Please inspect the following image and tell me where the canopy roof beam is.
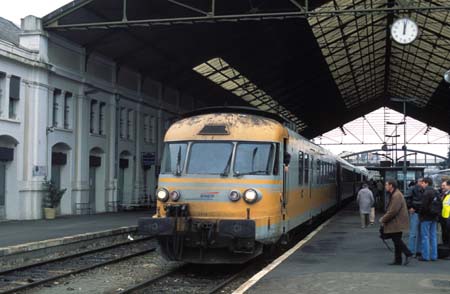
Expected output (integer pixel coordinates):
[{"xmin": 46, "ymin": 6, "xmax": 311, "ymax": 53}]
[{"xmin": 44, "ymin": 4, "xmax": 450, "ymax": 30}]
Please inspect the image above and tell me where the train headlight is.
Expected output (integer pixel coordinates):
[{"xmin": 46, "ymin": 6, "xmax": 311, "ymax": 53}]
[
  {"xmin": 170, "ymin": 190, "xmax": 181, "ymax": 201},
  {"xmin": 228, "ymin": 190, "xmax": 241, "ymax": 202},
  {"xmin": 156, "ymin": 188, "xmax": 169, "ymax": 202},
  {"xmin": 243, "ymin": 189, "xmax": 259, "ymax": 203}
]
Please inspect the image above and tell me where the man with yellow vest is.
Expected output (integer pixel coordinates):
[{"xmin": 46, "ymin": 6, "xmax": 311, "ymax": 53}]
[{"xmin": 441, "ymin": 180, "xmax": 450, "ymax": 247}]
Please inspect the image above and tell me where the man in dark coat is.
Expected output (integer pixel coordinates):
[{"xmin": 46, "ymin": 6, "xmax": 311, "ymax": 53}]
[
  {"xmin": 380, "ymin": 179, "xmax": 412, "ymax": 265},
  {"xmin": 418, "ymin": 177, "xmax": 438, "ymax": 261}
]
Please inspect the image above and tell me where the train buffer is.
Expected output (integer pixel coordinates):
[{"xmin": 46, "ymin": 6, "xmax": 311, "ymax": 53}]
[{"xmin": 236, "ymin": 204, "xmax": 450, "ymax": 294}]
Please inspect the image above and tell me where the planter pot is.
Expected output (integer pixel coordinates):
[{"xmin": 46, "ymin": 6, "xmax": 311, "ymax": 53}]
[{"xmin": 44, "ymin": 207, "xmax": 56, "ymax": 220}]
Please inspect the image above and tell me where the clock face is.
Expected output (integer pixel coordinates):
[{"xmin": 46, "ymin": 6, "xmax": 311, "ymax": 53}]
[
  {"xmin": 391, "ymin": 18, "xmax": 419, "ymax": 45},
  {"xmin": 445, "ymin": 70, "xmax": 450, "ymax": 84}
]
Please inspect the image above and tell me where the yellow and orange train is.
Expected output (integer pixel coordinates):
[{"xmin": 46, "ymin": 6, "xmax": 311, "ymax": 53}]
[{"xmin": 139, "ymin": 108, "xmax": 367, "ymax": 263}]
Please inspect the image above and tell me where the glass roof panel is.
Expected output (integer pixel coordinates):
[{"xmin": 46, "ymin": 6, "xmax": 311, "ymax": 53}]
[
  {"xmin": 193, "ymin": 57, "xmax": 307, "ymax": 131},
  {"xmin": 309, "ymin": 0, "xmax": 450, "ymax": 110}
]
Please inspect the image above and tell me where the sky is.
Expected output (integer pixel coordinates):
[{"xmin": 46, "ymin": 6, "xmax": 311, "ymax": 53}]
[
  {"xmin": 312, "ymin": 107, "xmax": 449, "ymax": 157},
  {"xmin": 0, "ymin": 0, "xmax": 72, "ymax": 25}
]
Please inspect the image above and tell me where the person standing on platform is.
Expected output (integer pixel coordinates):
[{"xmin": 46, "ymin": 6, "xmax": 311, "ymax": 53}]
[
  {"xmin": 380, "ymin": 179, "xmax": 412, "ymax": 266},
  {"xmin": 441, "ymin": 180, "xmax": 450, "ymax": 247},
  {"xmin": 376, "ymin": 180, "xmax": 384, "ymax": 208},
  {"xmin": 357, "ymin": 184, "xmax": 374, "ymax": 228},
  {"xmin": 369, "ymin": 181, "xmax": 378, "ymax": 225},
  {"xmin": 370, "ymin": 195, "xmax": 376, "ymax": 226},
  {"xmin": 418, "ymin": 177, "xmax": 439, "ymax": 261},
  {"xmin": 406, "ymin": 178, "xmax": 424, "ymax": 257}
]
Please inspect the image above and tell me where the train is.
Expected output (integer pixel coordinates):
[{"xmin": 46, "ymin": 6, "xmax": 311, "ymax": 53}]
[
  {"xmin": 138, "ymin": 107, "xmax": 368, "ymax": 263},
  {"xmin": 428, "ymin": 169, "xmax": 450, "ymax": 189}
]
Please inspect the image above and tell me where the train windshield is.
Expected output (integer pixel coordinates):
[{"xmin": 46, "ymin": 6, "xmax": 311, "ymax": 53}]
[
  {"xmin": 187, "ymin": 142, "xmax": 233, "ymax": 175},
  {"xmin": 161, "ymin": 143, "xmax": 188, "ymax": 175},
  {"xmin": 234, "ymin": 143, "xmax": 274, "ymax": 176}
]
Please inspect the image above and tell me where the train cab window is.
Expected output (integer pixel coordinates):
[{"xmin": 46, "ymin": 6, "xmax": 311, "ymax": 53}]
[
  {"xmin": 304, "ymin": 154, "xmax": 310, "ymax": 184},
  {"xmin": 234, "ymin": 142, "xmax": 274, "ymax": 176},
  {"xmin": 161, "ymin": 143, "xmax": 188, "ymax": 174},
  {"xmin": 298, "ymin": 151, "xmax": 304, "ymax": 185},
  {"xmin": 187, "ymin": 142, "xmax": 233, "ymax": 175}
]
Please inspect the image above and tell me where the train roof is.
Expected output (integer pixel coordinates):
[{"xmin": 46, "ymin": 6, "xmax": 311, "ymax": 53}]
[
  {"xmin": 184, "ymin": 106, "xmax": 294, "ymax": 127},
  {"xmin": 166, "ymin": 112, "xmax": 288, "ymax": 142},
  {"xmin": 180, "ymin": 108, "xmax": 365, "ymax": 174}
]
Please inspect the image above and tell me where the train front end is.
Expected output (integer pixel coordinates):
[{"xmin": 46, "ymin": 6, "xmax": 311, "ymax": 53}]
[{"xmin": 138, "ymin": 113, "xmax": 286, "ymax": 263}]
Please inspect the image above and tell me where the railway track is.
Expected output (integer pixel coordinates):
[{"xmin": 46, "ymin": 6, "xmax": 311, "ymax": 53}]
[
  {"xmin": 118, "ymin": 260, "xmax": 264, "ymax": 294},
  {"xmin": 0, "ymin": 237, "xmax": 156, "ymax": 294},
  {"xmin": 118, "ymin": 206, "xmax": 336, "ymax": 294}
]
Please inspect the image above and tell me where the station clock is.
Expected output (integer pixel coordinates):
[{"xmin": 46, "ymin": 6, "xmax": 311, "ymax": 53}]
[
  {"xmin": 390, "ymin": 18, "xmax": 419, "ymax": 45},
  {"xmin": 444, "ymin": 69, "xmax": 450, "ymax": 84}
]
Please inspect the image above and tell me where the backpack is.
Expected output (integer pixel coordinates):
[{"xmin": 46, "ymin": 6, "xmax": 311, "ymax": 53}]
[{"xmin": 430, "ymin": 191, "xmax": 443, "ymax": 217}]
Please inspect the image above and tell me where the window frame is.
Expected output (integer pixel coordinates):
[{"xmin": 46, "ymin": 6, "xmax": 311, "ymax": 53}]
[
  {"xmin": 233, "ymin": 141, "xmax": 276, "ymax": 176},
  {"xmin": 187, "ymin": 141, "xmax": 235, "ymax": 175},
  {"xmin": 161, "ymin": 141, "xmax": 189, "ymax": 175},
  {"xmin": 304, "ymin": 153, "xmax": 310, "ymax": 184}
]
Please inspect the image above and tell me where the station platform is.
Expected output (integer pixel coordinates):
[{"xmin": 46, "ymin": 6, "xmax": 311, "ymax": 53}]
[
  {"xmin": 241, "ymin": 204, "xmax": 450, "ymax": 294},
  {"xmin": 0, "ymin": 210, "xmax": 152, "ymax": 256}
]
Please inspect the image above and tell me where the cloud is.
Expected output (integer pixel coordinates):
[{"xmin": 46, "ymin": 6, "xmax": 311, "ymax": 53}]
[{"xmin": 0, "ymin": 0, "xmax": 72, "ymax": 25}]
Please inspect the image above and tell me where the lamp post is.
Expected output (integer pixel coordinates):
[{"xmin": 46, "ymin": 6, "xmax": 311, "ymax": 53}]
[{"xmin": 391, "ymin": 97, "xmax": 416, "ymax": 193}]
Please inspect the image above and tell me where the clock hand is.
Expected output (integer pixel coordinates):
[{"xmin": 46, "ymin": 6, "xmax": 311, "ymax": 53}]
[{"xmin": 403, "ymin": 20, "xmax": 407, "ymax": 35}]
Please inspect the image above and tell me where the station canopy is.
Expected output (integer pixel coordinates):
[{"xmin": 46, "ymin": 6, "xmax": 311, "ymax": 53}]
[{"xmin": 43, "ymin": 0, "xmax": 450, "ymax": 138}]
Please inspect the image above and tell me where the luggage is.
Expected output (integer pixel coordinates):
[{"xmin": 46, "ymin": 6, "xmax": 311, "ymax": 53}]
[
  {"xmin": 438, "ymin": 244, "xmax": 450, "ymax": 259},
  {"xmin": 430, "ymin": 192, "xmax": 443, "ymax": 217}
]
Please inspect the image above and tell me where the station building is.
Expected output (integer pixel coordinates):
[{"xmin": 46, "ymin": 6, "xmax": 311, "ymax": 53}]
[{"xmin": 0, "ymin": 16, "xmax": 198, "ymax": 220}]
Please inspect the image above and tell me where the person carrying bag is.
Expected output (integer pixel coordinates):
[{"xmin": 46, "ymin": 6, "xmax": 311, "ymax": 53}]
[{"xmin": 379, "ymin": 179, "xmax": 412, "ymax": 266}]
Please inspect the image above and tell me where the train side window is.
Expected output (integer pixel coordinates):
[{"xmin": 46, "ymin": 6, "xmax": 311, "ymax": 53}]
[
  {"xmin": 328, "ymin": 163, "xmax": 332, "ymax": 183},
  {"xmin": 298, "ymin": 151, "xmax": 304, "ymax": 185},
  {"xmin": 317, "ymin": 159, "xmax": 321, "ymax": 185},
  {"xmin": 304, "ymin": 154, "xmax": 309, "ymax": 184},
  {"xmin": 328, "ymin": 163, "xmax": 331, "ymax": 183}
]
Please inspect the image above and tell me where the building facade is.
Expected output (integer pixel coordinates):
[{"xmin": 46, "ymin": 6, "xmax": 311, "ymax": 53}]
[{"xmin": 0, "ymin": 16, "xmax": 195, "ymax": 220}]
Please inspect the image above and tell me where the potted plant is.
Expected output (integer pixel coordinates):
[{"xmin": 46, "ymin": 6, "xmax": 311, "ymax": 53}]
[{"xmin": 42, "ymin": 179, "xmax": 67, "ymax": 219}]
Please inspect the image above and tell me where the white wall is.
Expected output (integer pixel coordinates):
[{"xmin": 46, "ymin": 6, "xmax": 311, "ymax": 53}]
[{"xmin": 0, "ymin": 16, "xmax": 189, "ymax": 220}]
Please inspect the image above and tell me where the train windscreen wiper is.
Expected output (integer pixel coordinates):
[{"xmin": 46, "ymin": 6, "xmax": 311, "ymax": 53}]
[
  {"xmin": 220, "ymin": 152, "xmax": 233, "ymax": 177},
  {"xmin": 234, "ymin": 170, "xmax": 268, "ymax": 177},
  {"xmin": 174, "ymin": 146, "xmax": 182, "ymax": 176}
]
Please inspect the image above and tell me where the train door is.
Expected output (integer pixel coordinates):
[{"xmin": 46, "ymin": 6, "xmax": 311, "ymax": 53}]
[
  {"xmin": 282, "ymin": 139, "xmax": 290, "ymax": 213},
  {"xmin": 281, "ymin": 138, "xmax": 291, "ymax": 243},
  {"xmin": 299, "ymin": 151, "xmax": 305, "ymax": 202}
]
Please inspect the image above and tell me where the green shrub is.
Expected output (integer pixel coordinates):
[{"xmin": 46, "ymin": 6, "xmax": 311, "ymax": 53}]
[{"xmin": 42, "ymin": 180, "xmax": 67, "ymax": 208}]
